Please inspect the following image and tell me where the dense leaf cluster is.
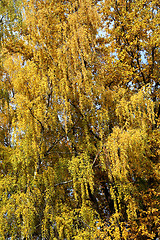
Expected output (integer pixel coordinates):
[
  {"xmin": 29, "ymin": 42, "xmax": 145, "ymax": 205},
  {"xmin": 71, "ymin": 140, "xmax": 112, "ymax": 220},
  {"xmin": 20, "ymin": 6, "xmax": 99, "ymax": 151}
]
[{"xmin": 0, "ymin": 0, "xmax": 160, "ymax": 239}]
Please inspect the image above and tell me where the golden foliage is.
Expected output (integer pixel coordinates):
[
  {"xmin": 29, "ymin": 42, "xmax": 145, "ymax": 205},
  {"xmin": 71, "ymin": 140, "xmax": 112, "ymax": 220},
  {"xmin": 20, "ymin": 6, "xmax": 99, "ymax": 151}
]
[{"xmin": 0, "ymin": 0, "xmax": 159, "ymax": 239}]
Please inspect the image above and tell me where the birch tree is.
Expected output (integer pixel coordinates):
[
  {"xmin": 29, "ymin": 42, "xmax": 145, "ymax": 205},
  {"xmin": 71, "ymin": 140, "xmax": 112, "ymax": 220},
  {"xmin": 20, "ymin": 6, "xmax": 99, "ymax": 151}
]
[{"xmin": 0, "ymin": 0, "xmax": 159, "ymax": 239}]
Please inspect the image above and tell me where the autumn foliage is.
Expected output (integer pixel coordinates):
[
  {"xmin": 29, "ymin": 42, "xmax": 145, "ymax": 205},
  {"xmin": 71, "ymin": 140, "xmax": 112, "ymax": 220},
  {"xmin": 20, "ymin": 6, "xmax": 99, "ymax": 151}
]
[{"xmin": 0, "ymin": 0, "xmax": 160, "ymax": 239}]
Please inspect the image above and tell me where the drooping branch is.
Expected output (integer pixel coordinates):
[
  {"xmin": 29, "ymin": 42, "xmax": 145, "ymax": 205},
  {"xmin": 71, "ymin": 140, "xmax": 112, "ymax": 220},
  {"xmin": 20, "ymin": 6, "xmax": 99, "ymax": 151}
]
[{"xmin": 29, "ymin": 107, "xmax": 45, "ymax": 133}]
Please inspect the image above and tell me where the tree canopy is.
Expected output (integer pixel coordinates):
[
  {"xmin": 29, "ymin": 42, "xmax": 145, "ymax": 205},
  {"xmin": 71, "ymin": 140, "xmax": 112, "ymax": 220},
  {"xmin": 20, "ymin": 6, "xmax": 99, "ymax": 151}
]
[{"xmin": 0, "ymin": 0, "xmax": 160, "ymax": 239}]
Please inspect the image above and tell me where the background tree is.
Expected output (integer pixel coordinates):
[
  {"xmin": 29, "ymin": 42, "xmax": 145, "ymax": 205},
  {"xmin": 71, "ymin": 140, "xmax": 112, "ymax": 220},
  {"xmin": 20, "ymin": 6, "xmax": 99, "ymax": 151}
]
[
  {"xmin": 0, "ymin": 0, "xmax": 22, "ymax": 238},
  {"xmin": 0, "ymin": 0, "xmax": 159, "ymax": 239}
]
